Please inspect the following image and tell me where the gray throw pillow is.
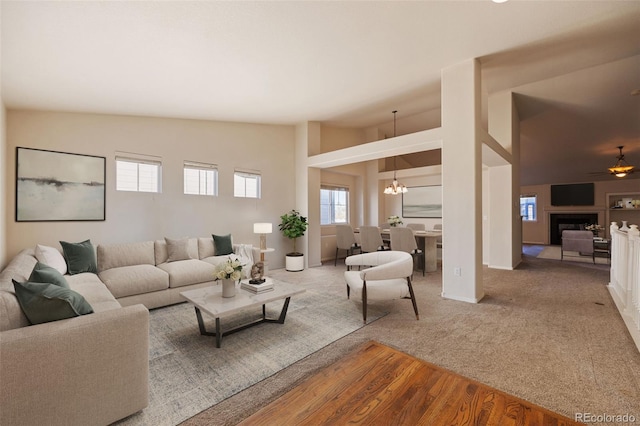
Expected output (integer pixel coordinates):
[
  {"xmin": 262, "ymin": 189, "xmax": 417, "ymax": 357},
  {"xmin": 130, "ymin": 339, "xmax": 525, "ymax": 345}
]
[
  {"xmin": 213, "ymin": 234, "xmax": 233, "ymax": 256},
  {"xmin": 165, "ymin": 237, "xmax": 192, "ymax": 262},
  {"xmin": 29, "ymin": 261, "xmax": 70, "ymax": 289},
  {"xmin": 60, "ymin": 239, "xmax": 98, "ymax": 275},
  {"xmin": 12, "ymin": 279, "xmax": 94, "ymax": 325}
]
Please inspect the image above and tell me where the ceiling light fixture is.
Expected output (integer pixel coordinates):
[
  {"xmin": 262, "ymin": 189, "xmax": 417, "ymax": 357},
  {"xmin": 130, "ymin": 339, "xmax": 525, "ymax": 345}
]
[
  {"xmin": 608, "ymin": 146, "xmax": 635, "ymax": 178},
  {"xmin": 383, "ymin": 111, "xmax": 408, "ymax": 195}
]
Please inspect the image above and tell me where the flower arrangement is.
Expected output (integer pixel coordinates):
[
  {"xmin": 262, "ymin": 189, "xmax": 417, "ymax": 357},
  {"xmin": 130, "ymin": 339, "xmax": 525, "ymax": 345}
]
[
  {"xmin": 214, "ymin": 258, "xmax": 244, "ymax": 282},
  {"xmin": 388, "ymin": 215, "xmax": 403, "ymax": 227}
]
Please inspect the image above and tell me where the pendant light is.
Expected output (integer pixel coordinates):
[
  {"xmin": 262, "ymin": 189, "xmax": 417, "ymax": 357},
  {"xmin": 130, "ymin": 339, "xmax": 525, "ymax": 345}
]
[
  {"xmin": 383, "ymin": 111, "xmax": 408, "ymax": 195},
  {"xmin": 608, "ymin": 146, "xmax": 634, "ymax": 178}
]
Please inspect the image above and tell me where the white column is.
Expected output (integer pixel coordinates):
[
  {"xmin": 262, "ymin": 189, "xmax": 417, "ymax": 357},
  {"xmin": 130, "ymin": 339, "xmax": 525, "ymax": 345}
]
[
  {"xmin": 441, "ymin": 59, "xmax": 484, "ymax": 303},
  {"xmin": 295, "ymin": 122, "xmax": 321, "ymax": 269},
  {"xmin": 487, "ymin": 91, "xmax": 521, "ymax": 269}
]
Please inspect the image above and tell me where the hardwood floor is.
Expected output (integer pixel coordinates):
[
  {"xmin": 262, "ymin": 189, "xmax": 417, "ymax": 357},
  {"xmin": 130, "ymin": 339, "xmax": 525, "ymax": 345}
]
[{"xmin": 238, "ymin": 341, "xmax": 584, "ymax": 426}]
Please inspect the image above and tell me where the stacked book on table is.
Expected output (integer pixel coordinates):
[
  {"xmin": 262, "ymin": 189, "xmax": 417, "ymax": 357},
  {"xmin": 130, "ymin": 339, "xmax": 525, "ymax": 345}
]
[{"xmin": 241, "ymin": 278, "xmax": 274, "ymax": 294}]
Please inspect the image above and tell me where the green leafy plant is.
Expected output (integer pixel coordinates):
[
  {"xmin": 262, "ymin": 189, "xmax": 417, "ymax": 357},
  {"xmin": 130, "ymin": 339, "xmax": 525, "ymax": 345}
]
[{"xmin": 279, "ymin": 209, "xmax": 308, "ymax": 255}]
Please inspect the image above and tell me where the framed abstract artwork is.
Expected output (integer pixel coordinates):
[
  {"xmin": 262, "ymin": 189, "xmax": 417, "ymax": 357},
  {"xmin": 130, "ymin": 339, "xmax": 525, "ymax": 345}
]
[
  {"xmin": 15, "ymin": 147, "xmax": 106, "ymax": 221},
  {"xmin": 402, "ymin": 185, "xmax": 442, "ymax": 218}
]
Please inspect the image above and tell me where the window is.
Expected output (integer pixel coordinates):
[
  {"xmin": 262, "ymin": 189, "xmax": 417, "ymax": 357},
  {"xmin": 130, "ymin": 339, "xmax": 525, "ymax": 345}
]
[
  {"xmin": 234, "ymin": 171, "xmax": 261, "ymax": 198},
  {"xmin": 520, "ymin": 195, "xmax": 537, "ymax": 221},
  {"xmin": 321, "ymin": 186, "xmax": 349, "ymax": 225},
  {"xmin": 184, "ymin": 161, "xmax": 218, "ymax": 196},
  {"xmin": 116, "ymin": 156, "xmax": 161, "ymax": 193}
]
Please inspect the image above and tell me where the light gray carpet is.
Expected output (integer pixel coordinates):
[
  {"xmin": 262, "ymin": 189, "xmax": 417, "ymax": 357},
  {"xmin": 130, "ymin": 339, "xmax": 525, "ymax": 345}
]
[
  {"xmin": 182, "ymin": 255, "xmax": 640, "ymax": 426},
  {"xmin": 114, "ymin": 276, "xmax": 386, "ymax": 426}
]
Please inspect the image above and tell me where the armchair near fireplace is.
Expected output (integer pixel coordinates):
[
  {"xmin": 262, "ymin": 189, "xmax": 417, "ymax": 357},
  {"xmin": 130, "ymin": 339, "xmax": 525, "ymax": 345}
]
[{"xmin": 561, "ymin": 230, "xmax": 595, "ymax": 263}]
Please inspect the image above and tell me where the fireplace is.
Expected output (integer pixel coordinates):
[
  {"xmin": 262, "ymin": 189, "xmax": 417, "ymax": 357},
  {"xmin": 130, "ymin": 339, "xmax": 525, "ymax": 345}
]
[{"xmin": 549, "ymin": 213, "xmax": 598, "ymax": 245}]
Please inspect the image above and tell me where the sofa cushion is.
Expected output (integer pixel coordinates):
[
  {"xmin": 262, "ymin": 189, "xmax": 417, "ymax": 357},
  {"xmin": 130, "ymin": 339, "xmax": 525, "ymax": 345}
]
[
  {"xmin": 155, "ymin": 238, "xmax": 198, "ymax": 265},
  {"xmin": 0, "ymin": 291, "xmax": 30, "ymax": 331},
  {"xmin": 60, "ymin": 239, "xmax": 98, "ymax": 275},
  {"xmin": 66, "ymin": 273, "xmax": 121, "ymax": 312},
  {"xmin": 29, "ymin": 262, "xmax": 70, "ymax": 289},
  {"xmin": 97, "ymin": 241, "xmax": 155, "ymax": 272},
  {"xmin": 12, "ymin": 279, "xmax": 94, "ymax": 325},
  {"xmin": 0, "ymin": 249, "xmax": 38, "ymax": 331},
  {"xmin": 165, "ymin": 237, "xmax": 192, "ymax": 262},
  {"xmin": 213, "ymin": 234, "xmax": 233, "ymax": 256},
  {"xmin": 156, "ymin": 259, "xmax": 216, "ymax": 288},
  {"xmin": 35, "ymin": 244, "xmax": 67, "ymax": 275},
  {"xmin": 99, "ymin": 264, "xmax": 169, "ymax": 298}
]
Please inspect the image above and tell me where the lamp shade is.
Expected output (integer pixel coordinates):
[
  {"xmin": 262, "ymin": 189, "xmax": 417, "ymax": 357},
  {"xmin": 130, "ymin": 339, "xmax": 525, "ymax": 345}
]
[{"xmin": 253, "ymin": 223, "xmax": 273, "ymax": 234}]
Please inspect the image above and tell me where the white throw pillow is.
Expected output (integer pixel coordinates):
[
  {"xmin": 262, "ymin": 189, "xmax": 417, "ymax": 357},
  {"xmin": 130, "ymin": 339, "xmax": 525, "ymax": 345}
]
[{"xmin": 35, "ymin": 244, "xmax": 68, "ymax": 275}]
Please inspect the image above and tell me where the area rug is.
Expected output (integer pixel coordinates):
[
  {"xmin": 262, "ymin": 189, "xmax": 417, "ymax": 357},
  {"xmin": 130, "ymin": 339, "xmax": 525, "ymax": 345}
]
[
  {"xmin": 536, "ymin": 245, "xmax": 609, "ymax": 266},
  {"xmin": 114, "ymin": 287, "xmax": 385, "ymax": 426}
]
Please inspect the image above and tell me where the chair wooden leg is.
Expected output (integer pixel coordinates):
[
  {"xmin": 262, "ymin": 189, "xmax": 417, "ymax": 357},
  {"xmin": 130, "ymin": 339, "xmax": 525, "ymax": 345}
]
[
  {"xmin": 346, "ymin": 284, "xmax": 350, "ymax": 299},
  {"xmin": 407, "ymin": 277, "xmax": 419, "ymax": 320}
]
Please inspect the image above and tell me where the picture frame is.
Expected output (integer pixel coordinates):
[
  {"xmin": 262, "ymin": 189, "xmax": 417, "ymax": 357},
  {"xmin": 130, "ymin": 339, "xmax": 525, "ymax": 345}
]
[
  {"xmin": 16, "ymin": 147, "xmax": 106, "ymax": 222},
  {"xmin": 402, "ymin": 185, "xmax": 442, "ymax": 218}
]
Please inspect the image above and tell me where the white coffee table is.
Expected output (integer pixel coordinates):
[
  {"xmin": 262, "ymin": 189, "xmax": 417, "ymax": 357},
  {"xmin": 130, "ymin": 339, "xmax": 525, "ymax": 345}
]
[{"xmin": 180, "ymin": 279, "xmax": 305, "ymax": 348}]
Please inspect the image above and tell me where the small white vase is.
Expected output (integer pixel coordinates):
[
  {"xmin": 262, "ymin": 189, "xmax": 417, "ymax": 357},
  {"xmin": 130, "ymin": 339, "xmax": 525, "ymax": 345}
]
[
  {"xmin": 620, "ymin": 221, "xmax": 630, "ymax": 232},
  {"xmin": 221, "ymin": 279, "xmax": 236, "ymax": 298}
]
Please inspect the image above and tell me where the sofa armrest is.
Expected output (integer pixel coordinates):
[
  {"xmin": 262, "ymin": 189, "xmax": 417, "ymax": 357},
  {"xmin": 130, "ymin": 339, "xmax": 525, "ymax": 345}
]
[{"xmin": 0, "ymin": 304, "xmax": 149, "ymax": 426}]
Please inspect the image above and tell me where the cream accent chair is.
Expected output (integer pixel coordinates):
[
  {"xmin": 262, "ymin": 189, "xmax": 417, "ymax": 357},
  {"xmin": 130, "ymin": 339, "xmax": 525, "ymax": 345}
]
[
  {"xmin": 561, "ymin": 230, "xmax": 595, "ymax": 263},
  {"xmin": 344, "ymin": 251, "xmax": 419, "ymax": 323},
  {"xmin": 359, "ymin": 226, "xmax": 390, "ymax": 253},
  {"xmin": 335, "ymin": 224, "xmax": 361, "ymax": 266},
  {"xmin": 390, "ymin": 227, "xmax": 425, "ymax": 276},
  {"xmin": 406, "ymin": 223, "xmax": 426, "ymax": 231}
]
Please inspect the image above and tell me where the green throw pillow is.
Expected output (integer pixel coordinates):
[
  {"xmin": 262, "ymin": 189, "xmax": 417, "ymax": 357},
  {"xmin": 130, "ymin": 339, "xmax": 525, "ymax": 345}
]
[
  {"xmin": 212, "ymin": 234, "xmax": 233, "ymax": 256},
  {"xmin": 12, "ymin": 279, "xmax": 94, "ymax": 325},
  {"xmin": 29, "ymin": 261, "xmax": 70, "ymax": 289},
  {"xmin": 60, "ymin": 239, "xmax": 98, "ymax": 275}
]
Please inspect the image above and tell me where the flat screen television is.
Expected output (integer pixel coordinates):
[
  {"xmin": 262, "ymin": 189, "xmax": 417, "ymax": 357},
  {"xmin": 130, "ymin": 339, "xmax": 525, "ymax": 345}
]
[{"xmin": 550, "ymin": 183, "xmax": 594, "ymax": 206}]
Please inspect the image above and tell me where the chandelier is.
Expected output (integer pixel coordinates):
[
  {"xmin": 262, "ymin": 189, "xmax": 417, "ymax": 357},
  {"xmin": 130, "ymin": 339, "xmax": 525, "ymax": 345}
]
[
  {"xmin": 608, "ymin": 146, "xmax": 634, "ymax": 178},
  {"xmin": 383, "ymin": 111, "xmax": 408, "ymax": 195}
]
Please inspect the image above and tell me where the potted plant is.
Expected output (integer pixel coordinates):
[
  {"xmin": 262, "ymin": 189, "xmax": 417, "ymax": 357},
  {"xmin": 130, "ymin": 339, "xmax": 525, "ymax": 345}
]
[{"xmin": 279, "ymin": 209, "xmax": 308, "ymax": 271}]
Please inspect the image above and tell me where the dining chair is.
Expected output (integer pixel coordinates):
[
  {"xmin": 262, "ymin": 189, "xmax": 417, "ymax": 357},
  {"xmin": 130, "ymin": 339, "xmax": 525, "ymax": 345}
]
[
  {"xmin": 344, "ymin": 251, "xmax": 419, "ymax": 323},
  {"xmin": 390, "ymin": 227, "xmax": 425, "ymax": 276},
  {"xmin": 359, "ymin": 226, "xmax": 390, "ymax": 253},
  {"xmin": 406, "ymin": 223, "xmax": 425, "ymax": 231},
  {"xmin": 335, "ymin": 224, "xmax": 361, "ymax": 266}
]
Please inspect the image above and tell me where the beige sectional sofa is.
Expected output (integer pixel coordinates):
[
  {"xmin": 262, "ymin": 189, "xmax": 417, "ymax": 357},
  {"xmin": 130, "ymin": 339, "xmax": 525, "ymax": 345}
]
[{"xmin": 0, "ymin": 236, "xmax": 259, "ymax": 426}]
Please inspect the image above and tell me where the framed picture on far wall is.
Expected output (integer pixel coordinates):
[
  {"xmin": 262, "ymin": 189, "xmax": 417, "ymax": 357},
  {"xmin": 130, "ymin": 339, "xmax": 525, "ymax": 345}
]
[
  {"xmin": 15, "ymin": 147, "xmax": 106, "ymax": 221},
  {"xmin": 402, "ymin": 185, "xmax": 442, "ymax": 218}
]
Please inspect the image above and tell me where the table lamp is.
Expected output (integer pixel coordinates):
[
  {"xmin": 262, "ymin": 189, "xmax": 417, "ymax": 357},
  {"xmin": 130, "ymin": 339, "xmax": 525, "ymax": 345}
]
[{"xmin": 253, "ymin": 222, "xmax": 272, "ymax": 253}]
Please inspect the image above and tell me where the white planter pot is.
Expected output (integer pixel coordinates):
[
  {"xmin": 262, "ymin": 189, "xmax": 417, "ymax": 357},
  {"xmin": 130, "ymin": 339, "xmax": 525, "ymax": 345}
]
[{"xmin": 286, "ymin": 254, "xmax": 304, "ymax": 272}]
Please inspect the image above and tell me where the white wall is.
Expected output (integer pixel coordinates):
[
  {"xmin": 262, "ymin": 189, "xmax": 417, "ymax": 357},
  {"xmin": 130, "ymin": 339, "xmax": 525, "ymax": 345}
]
[
  {"xmin": 0, "ymin": 104, "xmax": 6, "ymax": 268},
  {"xmin": 381, "ymin": 170, "xmax": 442, "ymax": 230},
  {"xmin": 5, "ymin": 110, "xmax": 296, "ymax": 268}
]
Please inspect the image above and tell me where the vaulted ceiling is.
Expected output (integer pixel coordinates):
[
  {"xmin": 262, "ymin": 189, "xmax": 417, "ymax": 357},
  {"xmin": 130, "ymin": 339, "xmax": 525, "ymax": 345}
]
[{"xmin": 2, "ymin": 1, "xmax": 639, "ymax": 186}]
